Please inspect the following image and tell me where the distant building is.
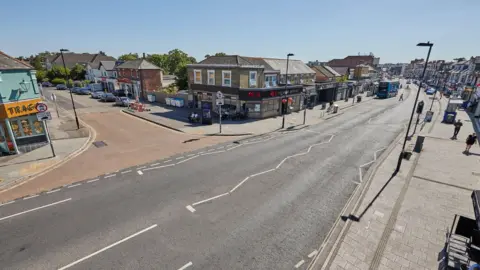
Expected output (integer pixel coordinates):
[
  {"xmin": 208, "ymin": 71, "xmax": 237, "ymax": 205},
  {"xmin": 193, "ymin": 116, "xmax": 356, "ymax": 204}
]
[
  {"xmin": 45, "ymin": 52, "xmax": 116, "ymax": 70},
  {"xmin": 116, "ymin": 59, "xmax": 163, "ymax": 99},
  {"xmin": 327, "ymin": 55, "xmax": 377, "ymax": 69}
]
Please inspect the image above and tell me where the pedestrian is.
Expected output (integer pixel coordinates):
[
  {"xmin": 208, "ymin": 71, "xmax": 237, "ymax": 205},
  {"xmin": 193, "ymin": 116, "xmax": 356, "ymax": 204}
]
[
  {"xmin": 399, "ymin": 93, "xmax": 404, "ymax": 101},
  {"xmin": 465, "ymin": 133, "xmax": 477, "ymax": 154},
  {"xmin": 452, "ymin": 119, "xmax": 463, "ymax": 140}
]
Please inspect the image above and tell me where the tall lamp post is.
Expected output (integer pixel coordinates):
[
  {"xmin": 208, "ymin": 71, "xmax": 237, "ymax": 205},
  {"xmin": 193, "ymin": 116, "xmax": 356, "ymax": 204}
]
[
  {"xmin": 60, "ymin": 49, "xmax": 80, "ymax": 129},
  {"xmin": 396, "ymin": 42, "xmax": 433, "ymax": 173},
  {"xmin": 281, "ymin": 53, "xmax": 294, "ymax": 128}
]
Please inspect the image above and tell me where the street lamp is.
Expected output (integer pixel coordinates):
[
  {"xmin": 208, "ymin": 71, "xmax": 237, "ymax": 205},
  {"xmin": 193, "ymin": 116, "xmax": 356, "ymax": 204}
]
[
  {"xmin": 282, "ymin": 53, "xmax": 294, "ymax": 129},
  {"xmin": 396, "ymin": 42, "xmax": 433, "ymax": 173},
  {"xmin": 60, "ymin": 49, "xmax": 80, "ymax": 129}
]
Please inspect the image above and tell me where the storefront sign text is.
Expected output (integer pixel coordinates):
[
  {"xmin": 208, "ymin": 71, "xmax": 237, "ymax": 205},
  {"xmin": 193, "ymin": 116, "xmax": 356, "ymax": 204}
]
[
  {"xmin": 0, "ymin": 98, "xmax": 41, "ymax": 119},
  {"xmin": 240, "ymin": 88, "xmax": 303, "ymax": 100}
]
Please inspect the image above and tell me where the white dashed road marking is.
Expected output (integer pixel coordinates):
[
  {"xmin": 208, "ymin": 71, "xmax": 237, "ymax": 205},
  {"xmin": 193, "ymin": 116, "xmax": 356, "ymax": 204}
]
[
  {"xmin": 68, "ymin": 183, "xmax": 82, "ymax": 188},
  {"xmin": 178, "ymin": 261, "xmax": 193, "ymax": 270},
  {"xmin": 294, "ymin": 260, "xmax": 305, "ymax": 268},
  {"xmin": 186, "ymin": 205, "xmax": 196, "ymax": 213},
  {"xmin": 23, "ymin": 195, "xmax": 39, "ymax": 200},
  {"xmin": 308, "ymin": 249, "xmax": 318, "ymax": 258},
  {"xmin": 121, "ymin": 170, "xmax": 132, "ymax": 174},
  {"xmin": 0, "ymin": 201, "xmax": 14, "ymax": 207},
  {"xmin": 104, "ymin": 174, "xmax": 116, "ymax": 178},
  {"xmin": 164, "ymin": 160, "xmax": 172, "ymax": 163},
  {"xmin": 137, "ymin": 170, "xmax": 143, "ymax": 175},
  {"xmin": 87, "ymin": 178, "xmax": 99, "ymax": 183},
  {"xmin": 176, "ymin": 156, "xmax": 185, "ymax": 160},
  {"xmin": 0, "ymin": 198, "xmax": 72, "ymax": 222}
]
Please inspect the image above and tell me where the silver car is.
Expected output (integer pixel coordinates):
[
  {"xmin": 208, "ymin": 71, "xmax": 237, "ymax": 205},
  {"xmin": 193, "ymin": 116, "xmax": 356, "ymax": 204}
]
[{"xmin": 100, "ymin": 92, "xmax": 116, "ymax": 102}]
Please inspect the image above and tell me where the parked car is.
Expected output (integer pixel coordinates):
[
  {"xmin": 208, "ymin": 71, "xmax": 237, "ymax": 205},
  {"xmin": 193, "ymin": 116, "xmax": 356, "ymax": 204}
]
[
  {"xmin": 77, "ymin": 88, "xmax": 91, "ymax": 95},
  {"xmin": 56, "ymin": 84, "xmax": 68, "ymax": 90},
  {"xmin": 115, "ymin": 97, "xmax": 132, "ymax": 107},
  {"xmin": 42, "ymin": 82, "xmax": 53, "ymax": 87},
  {"xmin": 91, "ymin": 90, "xmax": 104, "ymax": 99},
  {"xmin": 113, "ymin": 89, "xmax": 130, "ymax": 97},
  {"xmin": 426, "ymin": 88, "xmax": 436, "ymax": 95},
  {"xmin": 71, "ymin": 87, "xmax": 82, "ymax": 94},
  {"xmin": 100, "ymin": 92, "xmax": 116, "ymax": 102}
]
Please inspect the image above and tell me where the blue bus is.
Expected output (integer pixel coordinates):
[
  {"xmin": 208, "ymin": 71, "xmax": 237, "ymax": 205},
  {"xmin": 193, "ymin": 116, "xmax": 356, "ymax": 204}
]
[{"xmin": 376, "ymin": 81, "xmax": 400, "ymax": 99}]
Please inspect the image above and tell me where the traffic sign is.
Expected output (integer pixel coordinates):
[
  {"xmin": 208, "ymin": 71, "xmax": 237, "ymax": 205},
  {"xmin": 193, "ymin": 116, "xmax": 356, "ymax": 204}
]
[
  {"xmin": 216, "ymin": 91, "xmax": 224, "ymax": 99},
  {"xmin": 36, "ymin": 102, "xmax": 48, "ymax": 112},
  {"xmin": 216, "ymin": 99, "xmax": 224, "ymax": 106},
  {"xmin": 36, "ymin": 111, "xmax": 52, "ymax": 121}
]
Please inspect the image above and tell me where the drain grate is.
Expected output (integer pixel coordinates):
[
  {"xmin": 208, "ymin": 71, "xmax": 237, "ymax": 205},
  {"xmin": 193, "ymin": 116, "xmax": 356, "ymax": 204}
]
[{"xmin": 93, "ymin": 141, "xmax": 108, "ymax": 148}]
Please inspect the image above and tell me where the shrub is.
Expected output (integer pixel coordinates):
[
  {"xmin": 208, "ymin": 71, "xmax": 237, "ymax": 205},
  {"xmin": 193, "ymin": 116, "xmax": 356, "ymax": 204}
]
[{"xmin": 51, "ymin": 78, "xmax": 66, "ymax": 85}]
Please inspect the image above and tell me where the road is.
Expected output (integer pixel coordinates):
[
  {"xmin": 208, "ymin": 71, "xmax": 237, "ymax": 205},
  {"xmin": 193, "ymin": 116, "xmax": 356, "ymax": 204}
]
[{"xmin": 0, "ymin": 84, "xmax": 419, "ymax": 269}]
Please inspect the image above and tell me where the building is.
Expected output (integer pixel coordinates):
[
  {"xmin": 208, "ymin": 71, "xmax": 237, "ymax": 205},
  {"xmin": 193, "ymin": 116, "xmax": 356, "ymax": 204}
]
[
  {"xmin": 115, "ymin": 58, "xmax": 163, "ymax": 99},
  {"xmin": 46, "ymin": 52, "xmax": 115, "ymax": 70},
  {"xmin": 354, "ymin": 64, "xmax": 370, "ymax": 79},
  {"xmin": 187, "ymin": 55, "xmax": 315, "ymax": 119},
  {"xmin": 0, "ymin": 51, "xmax": 48, "ymax": 155},
  {"xmin": 86, "ymin": 60, "xmax": 120, "ymax": 91},
  {"xmin": 327, "ymin": 55, "xmax": 376, "ymax": 69}
]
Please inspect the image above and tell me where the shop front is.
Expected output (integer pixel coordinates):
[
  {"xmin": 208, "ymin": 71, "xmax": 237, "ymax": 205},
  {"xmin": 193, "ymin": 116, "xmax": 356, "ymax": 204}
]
[
  {"xmin": 118, "ymin": 78, "xmax": 140, "ymax": 99},
  {"xmin": 238, "ymin": 86, "xmax": 304, "ymax": 118},
  {"xmin": 0, "ymin": 98, "xmax": 48, "ymax": 154},
  {"xmin": 96, "ymin": 77, "xmax": 118, "ymax": 92},
  {"xmin": 336, "ymin": 83, "xmax": 348, "ymax": 101},
  {"xmin": 316, "ymin": 82, "xmax": 337, "ymax": 103}
]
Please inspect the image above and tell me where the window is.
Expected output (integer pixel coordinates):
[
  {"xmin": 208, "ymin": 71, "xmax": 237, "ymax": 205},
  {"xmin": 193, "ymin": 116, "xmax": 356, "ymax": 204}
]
[
  {"xmin": 10, "ymin": 116, "xmax": 45, "ymax": 138},
  {"xmin": 0, "ymin": 71, "xmax": 2, "ymax": 82},
  {"xmin": 194, "ymin": 69, "xmax": 202, "ymax": 84},
  {"xmin": 265, "ymin": 75, "xmax": 277, "ymax": 87},
  {"xmin": 207, "ymin": 70, "xmax": 215, "ymax": 85},
  {"xmin": 222, "ymin": 70, "xmax": 231, "ymax": 87},
  {"xmin": 249, "ymin": 71, "xmax": 257, "ymax": 87}
]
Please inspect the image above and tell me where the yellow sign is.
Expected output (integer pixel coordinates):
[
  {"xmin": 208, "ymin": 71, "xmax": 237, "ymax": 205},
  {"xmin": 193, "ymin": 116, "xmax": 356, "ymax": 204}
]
[{"xmin": 0, "ymin": 98, "xmax": 42, "ymax": 119}]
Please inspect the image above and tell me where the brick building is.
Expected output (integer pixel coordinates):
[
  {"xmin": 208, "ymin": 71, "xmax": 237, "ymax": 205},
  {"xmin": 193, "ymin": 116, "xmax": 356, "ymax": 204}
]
[
  {"xmin": 327, "ymin": 55, "xmax": 376, "ymax": 68},
  {"xmin": 115, "ymin": 59, "xmax": 162, "ymax": 99}
]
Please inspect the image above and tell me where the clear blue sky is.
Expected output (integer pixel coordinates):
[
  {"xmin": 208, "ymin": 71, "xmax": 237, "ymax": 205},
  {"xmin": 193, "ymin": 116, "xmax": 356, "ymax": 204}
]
[{"xmin": 2, "ymin": 0, "xmax": 478, "ymax": 63}]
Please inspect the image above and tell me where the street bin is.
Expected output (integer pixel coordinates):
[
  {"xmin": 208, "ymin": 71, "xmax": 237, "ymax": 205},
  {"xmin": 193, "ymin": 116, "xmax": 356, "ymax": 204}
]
[
  {"xmin": 357, "ymin": 96, "xmax": 362, "ymax": 102},
  {"xmin": 321, "ymin": 103, "xmax": 326, "ymax": 110},
  {"xmin": 333, "ymin": 104, "xmax": 339, "ymax": 113}
]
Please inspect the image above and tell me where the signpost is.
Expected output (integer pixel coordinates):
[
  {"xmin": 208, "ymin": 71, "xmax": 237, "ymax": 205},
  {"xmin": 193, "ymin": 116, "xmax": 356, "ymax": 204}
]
[
  {"xmin": 216, "ymin": 91, "xmax": 224, "ymax": 134},
  {"xmin": 35, "ymin": 102, "xmax": 55, "ymax": 157},
  {"xmin": 51, "ymin": 93, "xmax": 59, "ymax": 117}
]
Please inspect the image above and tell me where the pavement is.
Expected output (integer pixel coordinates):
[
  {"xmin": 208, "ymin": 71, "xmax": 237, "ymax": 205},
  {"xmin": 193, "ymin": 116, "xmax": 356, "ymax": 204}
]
[
  {"xmin": 312, "ymin": 85, "xmax": 479, "ymax": 269},
  {"xmin": 0, "ymin": 83, "xmax": 416, "ymax": 270},
  {"xmin": 122, "ymin": 91, "xmax": 375, "ymax": 135}
]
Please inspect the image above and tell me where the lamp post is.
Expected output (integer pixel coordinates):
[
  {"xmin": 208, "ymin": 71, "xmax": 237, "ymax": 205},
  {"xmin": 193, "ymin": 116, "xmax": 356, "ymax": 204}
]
[
  {"xmin": 303, "ymin": 88, "xmax": 307, "ymax": 125},
  {"xmin": 60, "ymin": 49, "xmax": 80, "ymax": 129},
  {"xmin": 281, "ymin": 53, "xmax": 294, "ymax": 128},
  {"xmin": 396, "ymin": 42, "xmax": 433, "ymax": 173}
]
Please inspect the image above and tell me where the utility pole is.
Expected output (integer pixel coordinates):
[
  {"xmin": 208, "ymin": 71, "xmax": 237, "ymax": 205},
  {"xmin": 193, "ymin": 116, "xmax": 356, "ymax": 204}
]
[
  {"xmin": 282, "ymin": 53, "xmax": 294, "ymax": 129},
  {"xmin": 60, "ymin": 49, "xmax": 80, "ymax": 129}
]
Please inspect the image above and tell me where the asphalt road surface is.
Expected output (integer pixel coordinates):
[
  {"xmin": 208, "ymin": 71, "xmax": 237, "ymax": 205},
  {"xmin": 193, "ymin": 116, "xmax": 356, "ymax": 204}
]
[{"xmin": 0, "ymin": 84, "xmax": 419, "ymax": 270}]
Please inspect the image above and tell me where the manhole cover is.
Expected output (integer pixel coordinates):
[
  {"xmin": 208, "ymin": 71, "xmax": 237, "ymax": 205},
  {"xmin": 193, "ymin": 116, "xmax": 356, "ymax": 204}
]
[{"xmin": 93, "ymin": 141, "xmax": 108, "ymax": 148}]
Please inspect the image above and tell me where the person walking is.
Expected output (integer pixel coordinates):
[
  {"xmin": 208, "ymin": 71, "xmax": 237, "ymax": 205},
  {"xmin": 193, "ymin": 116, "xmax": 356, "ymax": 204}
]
[
  {"xmin": 465, "ymin": 133, "xmax": 477, "ymax": 154},
  {"xmin": 452, "ymin": 119, "xmax": 463, "ymax": 140},
  {"xmin": 399, "ymin": 93, "xmax": 404, "ymax": 101}
]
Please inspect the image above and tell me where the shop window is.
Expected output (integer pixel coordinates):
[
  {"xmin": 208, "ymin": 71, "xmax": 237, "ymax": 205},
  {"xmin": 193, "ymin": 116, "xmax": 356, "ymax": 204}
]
[
  {"xmin": 222, "ymin": 71, "xmax": 231, "ymax": 87},
  {"xmin": 194, "ymin": 70, "xmax": 202, "ymax": 84},
  {"xmin": 207, "ymin": 70, "xmax": 215, "ymax": 85},
  {"xmin": 10, "ymin": 116, "xmax": 45, "ymax": 138},
  {"xmin": 249, "ymin": 71, "xmax": 257, "ymax": 87}
]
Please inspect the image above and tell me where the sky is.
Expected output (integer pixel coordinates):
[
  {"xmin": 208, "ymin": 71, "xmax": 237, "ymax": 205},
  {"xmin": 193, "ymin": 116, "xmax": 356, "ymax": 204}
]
[{"xmin": 2, "ymin": 0, "xmax": 478, "ymax": 64}]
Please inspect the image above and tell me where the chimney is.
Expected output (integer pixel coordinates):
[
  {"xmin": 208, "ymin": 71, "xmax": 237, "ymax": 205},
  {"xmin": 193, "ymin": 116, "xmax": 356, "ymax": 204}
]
[{"xmin": 143, "ymin": 53, "xmax": 146, "ymax": 59}]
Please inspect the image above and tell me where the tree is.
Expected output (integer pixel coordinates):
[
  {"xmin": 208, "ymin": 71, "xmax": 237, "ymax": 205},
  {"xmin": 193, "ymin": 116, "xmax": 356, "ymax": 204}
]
[
  {"xmin": 36, "ymin": 70, "xmax": 47, "ymax": 82},
  {"xmin": 119, "ymin": 53, "xmax": 139, "ymax": 61},
  {"xmin": 147, "ymin": 54, "xmax": 169, "ymax": 71},
  {"xmin": 47, "ymin": 66, "xmax": 70, "ymax": 81},
  {"xmin": 175, "ymin": 65, "xmax": 189, "ymax": 90},
  {"xmin": 204, "ymin": 52, "xmax": 226, "ymax": 58},
  {"xmin": 70, "ymin": 64, "xmax": 86, "ymax": 80}
]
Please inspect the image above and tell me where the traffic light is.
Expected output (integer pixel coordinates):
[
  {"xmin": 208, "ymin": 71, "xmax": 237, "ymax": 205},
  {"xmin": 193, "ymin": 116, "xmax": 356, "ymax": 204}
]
[{"xmin": 416, "ymin": 101, "xmax": 424, "ymax": 114}]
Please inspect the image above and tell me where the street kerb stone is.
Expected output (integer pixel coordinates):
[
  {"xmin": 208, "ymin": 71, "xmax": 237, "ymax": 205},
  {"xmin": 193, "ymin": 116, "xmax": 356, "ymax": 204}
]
[
  {"xmin": 308, "ymin": 127, "xmax": 407, "ymax": 270},
  {"xmin": 0, "ymin": 106, "xmax": 96, "ymax": 195}
]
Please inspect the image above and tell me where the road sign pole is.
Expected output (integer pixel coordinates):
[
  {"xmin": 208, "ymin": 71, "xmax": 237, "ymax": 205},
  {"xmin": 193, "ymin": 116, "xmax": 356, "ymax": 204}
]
[
  {"xmin": 43, "ymin": 120, "xmax": 56, "ymax": 157},
  {"xmin": 219, "ymin": 105, "xmax": 222, "ymax": 134}
]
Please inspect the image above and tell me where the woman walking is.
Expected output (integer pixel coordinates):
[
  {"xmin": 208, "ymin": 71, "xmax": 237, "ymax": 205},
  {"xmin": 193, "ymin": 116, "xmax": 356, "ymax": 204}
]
[{"xmin": 465, "ymin": 133, "xmax": 477, "ymax": 154}]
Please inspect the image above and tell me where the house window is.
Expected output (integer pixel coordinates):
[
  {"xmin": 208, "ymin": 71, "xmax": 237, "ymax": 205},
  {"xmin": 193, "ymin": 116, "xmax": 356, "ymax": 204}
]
[
  {"xmin": 194, "ymin": 69, "xmax": 202, "ymax": 84},
  {"xmin": 222, "ymin": 70, "xmax": 231, "ymax": 87},
  {"xmin": 207, "ymin": 70, "xmax": 215, "ymax": 85},
  {"xmin": 249, "ymin": 71, "xmax": 257, "ymax": 87},
  {"xmin": 265, "ymin": 75, "xmax": 277, "ymax": 87}
]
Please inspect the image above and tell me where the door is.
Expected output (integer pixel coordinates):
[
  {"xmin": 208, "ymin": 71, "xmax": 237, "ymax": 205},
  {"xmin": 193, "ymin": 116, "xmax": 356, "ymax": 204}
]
[{"xmin": 0, "ymin": 123, "xmax": 9, "ymax": 154}]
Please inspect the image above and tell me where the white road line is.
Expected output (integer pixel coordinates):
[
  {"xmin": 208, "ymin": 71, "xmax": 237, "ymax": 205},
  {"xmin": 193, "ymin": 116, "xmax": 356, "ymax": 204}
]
[
  {"xmin": 176, "ymin": 156, "xmax": 185, "ymax": 160},
  {"xmin": 308, "ymin": 250, "xmax": 318, "ymax": 258},
  {"xmin": 178, "ymin": 261, "xmax": 193, "ymax": 270},
  {"xmin": 87, "ymin": 178, "xmax": 99, "ymax": 183},
  {"xmin": 187, "ymin": 153, "xmax": 195, "ymax": 157},
  {"xmin": 186, "ymin": 205, "xmax": 196, "ymax": 213},
  {"xmin": 197, "ymin": 151, "xmax": 205, "ymax": 154},
  {"xmin": 249, "ymin": 168, "xmax": 275, "ymax": 178},
  {"xmin": 23, "ymin": 195, "xmax": 39, "ymax": 200},
  {"xmin": 229, "ymin": 176, "xmax": 250, "ymax": 194},
  {"xmin": 150, "ymin": 163, "xmax": 160, "ymax": 166},
  {"xmin": 137, "ymin": 166, "xmax": 147, "ymax": 170},
  {"xmin": 58, "ymin": 224, "xmax": 158, "ymax": 270},
  {"xmin": 192, "ymin": 192, "xmax": 229, "ymax": 206},
  {"xmin": 226, "ymin": 145, "xmax": 242, "ymax": 151},
  {"xmin": 360, "ymin": 160, "xmax": 375, "ymax": 168},
  {"xmin": 358, "ymin": 167, "xmax": 363, "ymax": 183},
  {"xmin": 201, "ymin": 150, "xmax": 225, "ymax": 155},
  {"xmin": 207, "ymin": 149, "xmax": 215, "ymax": 152},
  {"xmin": 164, "ymin": 159, "xmax": 172, "ymax": 163},
  {"xmin": 104, "ymin": 174, "xmax": 116, "ymax": 178},
  {"xmin": 294, "ymin": 259, "xmax": 305, "ymax": 268},
  {"xmin": 0, "ymin": 198, "xmax": 72, "ymax": 222},
  {"xmin": 137, "ymin": 170, "xmax": 143, "ymax": 175},
  {"xmin": 0, "ymin": 201, "xmax": 14, "ymax": 207},
  {"xmin": 121, "ymin": 170, "xmax": 132, "ymax": 174},
  {"xmin": 143, "ymin": 163, "xmax": 175, "ymax": 171},
  {"xmin": 352, "ymin": 181, "xmax": 361, "ymax": 185},
  {"xmin": 216, "ymin": 147, "xmax": 224, "ymax": 150},
  {"xmin": 176, "ymin": 155, "xmax": 199, "ymax": 165},
  {"xmin": 68, "ymin": 183, "xmax": 82, "ymax": 188}
]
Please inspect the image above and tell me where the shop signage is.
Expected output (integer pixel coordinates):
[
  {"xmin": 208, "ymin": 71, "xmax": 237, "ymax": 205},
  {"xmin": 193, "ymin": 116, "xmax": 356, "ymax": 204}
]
[
  {"xmin": 239, "ymin": 88, "xmax": 303, "ymax": 100},
  {"xmin": 0, "ymin": 98, "xmax": 42, "ymax": 119},
  {"xmin": 36, "ymin": 102, "xmax": 48, "ymax": 112},
  {"xmin": 316, "ymin": 83, "xmax": 337, "ymax": 91},
  {"xmin": 36, "ymin": 111, "xmax": 52, "ymax": 121},
  {"xmin": 117, "ymin": 78, "xmax": 132, "ymax": 83}
]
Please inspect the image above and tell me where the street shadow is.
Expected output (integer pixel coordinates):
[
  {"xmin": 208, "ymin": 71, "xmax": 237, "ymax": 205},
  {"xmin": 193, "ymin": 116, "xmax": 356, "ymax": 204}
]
[
  {"xmin": 0, "ymin": 156, "xmax": 53, "ymax": 168},
  {"xmin": 341, "ymin": 170, "xmax": 398, "ymax": 222}
]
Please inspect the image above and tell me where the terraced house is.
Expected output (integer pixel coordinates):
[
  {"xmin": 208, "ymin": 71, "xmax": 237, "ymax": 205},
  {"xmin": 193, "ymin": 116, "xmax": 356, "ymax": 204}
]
[
  {"xmin": 187, "ymin": 55, "xmax": 315, "ymax": 119},
  {"xmin": 0, "ymin": 51, "xmax": 47, "ymax": 155}
]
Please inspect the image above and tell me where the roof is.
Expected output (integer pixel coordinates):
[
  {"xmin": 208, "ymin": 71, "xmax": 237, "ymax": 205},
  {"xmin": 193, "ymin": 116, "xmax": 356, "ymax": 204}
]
[
  {"xmin": 116, "ymin": 59, "xmax": 161, "ymax": 70},
  {"xmin": 0, "ymin": 51, "xmax": 34, "ymax": 70},
  {"xmin": 315, "ymin": 65, "xmax": 336, "ymax": 77},
  {"xmin": 99, "ymin": 61, "xmax": 116, "ymax": 71},
  {"xmin": 49, "ymin": 53, "xmax": 116, "ymax": 68},
  {"xmin": 323, "ymin": 66, "xmax": 341, "ymax": 76},
  {"xmin": 331, "ymin": 67, "xmax": 349, "ymax": 75},
  {"xmin": 262, "ymin": 58, "xmax": 315, "ymax": 75}
]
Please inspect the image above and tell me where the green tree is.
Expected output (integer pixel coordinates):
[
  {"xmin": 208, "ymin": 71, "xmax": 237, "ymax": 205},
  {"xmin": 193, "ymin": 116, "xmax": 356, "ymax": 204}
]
[
  {"xmin": 70, "ymin": 64, "xmax": 86, "ymax": 80},
  {"xmin": 175, "ymin": 65, "xmax": 189, "ymax": 90},
  {"xmin": 204, "ymin": 52, "xmax": 226, "ymax": 58},
  {"xmin": 47, "ymin": 66, "xmax": 70, "ymax": 81},
  {"xmin": 36, "ymin": 70, "xmax": 47, "ymax": 82},
  {"xmin": 147, "ymin": 54, "xmax": 169, "ymax": 71},
  {"xmin": 119, "ymin": 53, "xmax": 139, "ymax": 61}
]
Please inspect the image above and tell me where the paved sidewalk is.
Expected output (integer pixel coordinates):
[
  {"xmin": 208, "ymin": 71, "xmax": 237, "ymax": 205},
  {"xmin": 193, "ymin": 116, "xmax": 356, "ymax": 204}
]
[
  {"xmin": 318, "ymin": 95, "xmax": 479, "ymax": 269},
  {"xmin": 123, "ymin": 92, "xmax": 375, "ymax": 135}
]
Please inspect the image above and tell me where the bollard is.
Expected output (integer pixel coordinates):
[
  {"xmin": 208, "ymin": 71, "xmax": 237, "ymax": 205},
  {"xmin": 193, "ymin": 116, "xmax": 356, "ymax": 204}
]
[{"xmin": 413, "ymin": 136, "xmax": 425, "ymax": 153}]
